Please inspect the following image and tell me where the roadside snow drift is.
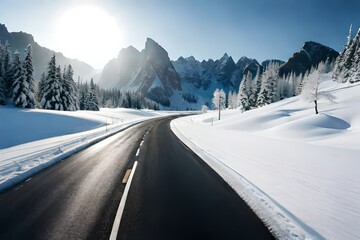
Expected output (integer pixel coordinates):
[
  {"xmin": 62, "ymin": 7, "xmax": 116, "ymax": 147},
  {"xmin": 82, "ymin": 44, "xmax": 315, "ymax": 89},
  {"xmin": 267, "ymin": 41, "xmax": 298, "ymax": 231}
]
[
  {"xmin": 171, "ymin": 78, "xmax": 360, "ymax": 240},
  {"xmin": 0, "ymin": 107, "xmax": 174, "ymax": 192}
]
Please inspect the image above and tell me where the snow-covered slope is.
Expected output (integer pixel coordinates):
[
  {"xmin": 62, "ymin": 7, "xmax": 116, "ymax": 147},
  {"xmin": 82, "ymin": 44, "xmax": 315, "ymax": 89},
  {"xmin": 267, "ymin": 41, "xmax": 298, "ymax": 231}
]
[
  {"xmin": 171, "ymin": 74, "xmax": 360, "ymax": 240},
  {"xmin": 0, "ymin": 107, "xmax": 175, "ymax": 191}
]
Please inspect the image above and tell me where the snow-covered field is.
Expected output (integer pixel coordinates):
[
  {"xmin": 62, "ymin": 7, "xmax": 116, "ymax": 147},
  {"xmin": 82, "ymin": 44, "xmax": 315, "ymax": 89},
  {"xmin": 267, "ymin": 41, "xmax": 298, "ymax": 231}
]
[
  {"xmin": 0, "ymin": 107, "xmax": 175, "ymax": 191},
  {"xmin": 171, "ymin": 76, "xmax": 360, "ymax": 240}
]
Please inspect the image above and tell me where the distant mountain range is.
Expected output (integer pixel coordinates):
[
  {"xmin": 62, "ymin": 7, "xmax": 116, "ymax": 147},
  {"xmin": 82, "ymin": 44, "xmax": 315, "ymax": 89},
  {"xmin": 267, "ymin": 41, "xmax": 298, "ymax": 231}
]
[
  {"xmin": 99, "ymin": 37, "xmax": 274, "ymax": 109},
  {"xmin": 0, "ymin": 23, "xmax": 95, "ymax": 81},
  {"xmin": 100, "ymin": 38, "xmax": 338, "ymax": 109},
  {"xmin": 1, "ymin": 22, "xmax": 339, "ymax": 109}
]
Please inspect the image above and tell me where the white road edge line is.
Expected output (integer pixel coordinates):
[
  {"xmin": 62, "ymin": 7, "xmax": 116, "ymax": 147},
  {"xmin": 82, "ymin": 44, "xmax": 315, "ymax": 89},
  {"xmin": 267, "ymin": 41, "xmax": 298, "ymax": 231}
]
[
  {"xmin": 136, "ymin": 148, "xmax": 140, "ymax": 156},
  {"xmin": 109, "ymin": 161, "xmax": 138, "ymax": 240}
]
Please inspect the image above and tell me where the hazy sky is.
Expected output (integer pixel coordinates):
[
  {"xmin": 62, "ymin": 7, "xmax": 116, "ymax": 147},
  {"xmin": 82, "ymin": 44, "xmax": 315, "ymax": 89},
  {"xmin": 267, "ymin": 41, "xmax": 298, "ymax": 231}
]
[{"xmin": 0, "ymin": 0, "xmax": 359, "ymax": 69}]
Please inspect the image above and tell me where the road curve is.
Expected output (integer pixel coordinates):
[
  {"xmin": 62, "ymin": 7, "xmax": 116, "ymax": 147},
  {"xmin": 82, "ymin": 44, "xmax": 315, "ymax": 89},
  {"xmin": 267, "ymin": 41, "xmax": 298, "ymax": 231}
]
[
  {"xmin": 0, "ymin": 116, "xmax": 274, "ymax": 240},
  {"xmin": 118, "ymin": 117, "xmax": 274, "ymax": 240}
]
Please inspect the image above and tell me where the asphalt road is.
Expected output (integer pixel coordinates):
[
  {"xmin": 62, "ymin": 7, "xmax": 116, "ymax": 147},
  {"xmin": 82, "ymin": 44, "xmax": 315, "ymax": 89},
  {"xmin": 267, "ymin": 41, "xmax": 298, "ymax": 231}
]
[{"xmin": 0, "ymin": 116, "xmax": 274, "ymax": 240}]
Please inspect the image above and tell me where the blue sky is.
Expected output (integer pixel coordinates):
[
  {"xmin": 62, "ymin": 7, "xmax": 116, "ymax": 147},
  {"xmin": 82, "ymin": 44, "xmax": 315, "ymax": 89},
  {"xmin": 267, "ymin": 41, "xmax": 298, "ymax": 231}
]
[{"xmin": 0, "ymin": 0, "xmax": 359, "ymax": 68}]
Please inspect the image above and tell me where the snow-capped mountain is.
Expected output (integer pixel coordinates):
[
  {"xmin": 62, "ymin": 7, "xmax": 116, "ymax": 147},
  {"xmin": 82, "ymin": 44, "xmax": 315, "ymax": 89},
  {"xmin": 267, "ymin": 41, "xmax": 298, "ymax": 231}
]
[
  {"xmin": 100, "ymin": 38, "xmax": 339, "ymax": 109},
  {"xmin": 0, "ymin": 23, "xmax": 95, "ymax": 80},
  {"xmin": 99, "ymin": 38, "xmax": 181, "ymax": 107},
  {"xmin": 126, "ymin": 38, "xmax": 181, "ymax": 107},
  {"xmin": 100, "ymin": 46, "xmax": 142, "ymax": 89},
  {"xmin": 170, "ymin": 54, "xmax": 263, "ymax": 108},
  {"xmin": 279, "ymin": 41, "xmax": 339, "ymax": 77}
]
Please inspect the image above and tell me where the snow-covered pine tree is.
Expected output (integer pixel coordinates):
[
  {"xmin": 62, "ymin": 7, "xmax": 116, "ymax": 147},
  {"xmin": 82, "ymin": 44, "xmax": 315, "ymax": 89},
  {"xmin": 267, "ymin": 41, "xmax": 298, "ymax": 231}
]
[
  {"xmin": 62, "ymin": 64, "xmax": 79, "ymax": 111},
  {"xmin": 11, "ymin": 51, "xmax": 35, "ymax": 108},
  {"xmin": 343, "ymin": 29, "xmax": 359, "ymax": 82},
  {"xmin": 37, "ymin": 72, "xmax": 46, "ymax": 102},
  {"xmin": 257, "ymin": 62, "xmax": 279, "ymax": 106},
  {"xmin": 79, "ymin": 93, "xmax": 86, "ymax": 110},
  {"xmin": 287, "ymin": 73, "xmax": 296, "ymax": 97},
  {"xmin": 238, "ymin": 71, "xmax": 252, "ymax": 111},
  {"xmin": 227, "ymin": 91, "xmax": 238, "ymax": 109},
  {"xmin": 87, "ymin": 79, "xmax": 99, "ymax": 111},
  {"xmin": 41, "ymin": 54, "xmax": 64, "ymax": 110},
  {"xmin": 249, "ymin": 67, "xmax": 261, "ymax": 108},
  {"xmin": 333, "ymin": 25, "xmax": 353, "ymax": 82},
  {"xmin": 23, "ymin": 45, "xmax": 35, "ymax": 94},
  {"xmin": 333, "ymin": 25, "xmax": 360, "ymax": 84},
  {"xmin": 18, "ymin": 44, "xmax": 36, "ymax": 107},
  {"xmin": 349, "ymin": 29, "xmax": 360, "ymax": 83},
  {"xmin": 277, "ymin": 75, "xmax": 286, "ymax": 100},
  {"xmin": 294, "ymin": 73, "xmax": 304, "ymax": 96}
]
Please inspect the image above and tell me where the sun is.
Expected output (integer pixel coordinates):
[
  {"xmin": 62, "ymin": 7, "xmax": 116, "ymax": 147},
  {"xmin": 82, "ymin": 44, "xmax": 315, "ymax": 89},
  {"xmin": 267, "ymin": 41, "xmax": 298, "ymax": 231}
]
[{"xmin": 54, "ymin": 6, "xmax": 122, "ymax": 69}]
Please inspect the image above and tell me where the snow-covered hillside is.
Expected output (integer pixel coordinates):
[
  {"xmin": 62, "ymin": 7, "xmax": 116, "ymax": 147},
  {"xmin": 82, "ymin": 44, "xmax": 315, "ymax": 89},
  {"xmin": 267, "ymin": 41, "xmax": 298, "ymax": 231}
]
[
  {"xmin": 171, "ymin": 75, "xmax": 360, "ymax": 240},
  {"xmin": 0, "ymin": 107, "xmax": 173, "ymax": 191}
]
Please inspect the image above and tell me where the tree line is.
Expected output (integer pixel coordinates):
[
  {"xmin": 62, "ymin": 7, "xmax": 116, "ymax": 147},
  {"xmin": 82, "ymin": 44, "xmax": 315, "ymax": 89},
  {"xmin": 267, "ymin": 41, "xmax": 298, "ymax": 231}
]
[
  {"xmin": 0, "ymin": 42, "xmax": 158, "ymax": 111},
  {"xmin": 213, "ymin": 59, "xmax": 334, "ymax": 113}
]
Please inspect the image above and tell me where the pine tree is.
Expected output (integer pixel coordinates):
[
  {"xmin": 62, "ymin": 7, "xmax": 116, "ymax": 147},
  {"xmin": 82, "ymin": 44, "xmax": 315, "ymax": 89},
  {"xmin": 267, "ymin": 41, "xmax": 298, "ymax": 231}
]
[
  {"xmin": 349, "ymin": 29, "xmax": 360, "ymax": 83},
  {"xmin": 87, "ymin": 79, "xmax": 99, "ymax": 111},
  {"xmin": 19, "ymin": 44, "xmax": 36, "ymax": 107},
  {"xmin": 41, "ymin": 54, "xmax": 64, "ymax": 110},
  {"xmin": 333, "ymin": 25, "xmax": 360, "ymax": 84},
  {"xmin": 342, "ymin": 31, "xmax": 359, "ymax": 81},
  {"xmin": 333, "ymin": 25, "xmax": 352, "ymax": 82},
  {"xmin": 249, "ymin": 67, "xmax": 261, "ymax": 107},
  {"xmin": 23, "ymin": 45, "xmax": 35, "ymax": 94},
  {"xmin": 238, "ymin": 71, "xmax": 252, "ymax": 111},
  {"xmin": 61, "ymin": 65, "xmax": 79, "ymax": 111},
  {"xmin": 79, "ymin": 81, "xmax": 88, "ymax": 110},
  {"xmin": 257, "ymin": 62, "xmax": 279, "ymax": 106},
  {"xmin": 227, "ymin": 91, "xmax": 238, "ymax": 109},
  {"xmin": 11, "ymin": 51, "xmax": 35, "ymax": 108},
  {"xmin": 37, "ymin": 72, "xmax": 46, "ymax": 102}
]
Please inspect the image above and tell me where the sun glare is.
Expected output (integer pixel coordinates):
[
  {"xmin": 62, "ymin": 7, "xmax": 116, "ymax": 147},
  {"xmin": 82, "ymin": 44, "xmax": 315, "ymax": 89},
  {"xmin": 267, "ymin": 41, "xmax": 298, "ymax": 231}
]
[{"xmin": 54, "ymin": 6, "xmax": 122, "ymax": 69}]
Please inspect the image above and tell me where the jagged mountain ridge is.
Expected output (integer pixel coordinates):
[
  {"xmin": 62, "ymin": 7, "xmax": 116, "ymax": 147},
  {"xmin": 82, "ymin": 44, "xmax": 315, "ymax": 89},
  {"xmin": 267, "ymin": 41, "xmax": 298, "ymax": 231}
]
[
  {"xmin": 0, "ymin": 23, "xmax": 95, "ymax": 80},
  {"xmin": 279, "ymin": 41, "xmax": 339, "ymax": 77},
  {"xmin": 99, "ymin": 38, "xmax": 182, "ymax": 106},
  {"xmin": 100, "ymin": 38, "xmax": 339, "ymax": 109},
  {"xmin": 99, "ymin": 39, "xmax": 264, "ymax": 108}
]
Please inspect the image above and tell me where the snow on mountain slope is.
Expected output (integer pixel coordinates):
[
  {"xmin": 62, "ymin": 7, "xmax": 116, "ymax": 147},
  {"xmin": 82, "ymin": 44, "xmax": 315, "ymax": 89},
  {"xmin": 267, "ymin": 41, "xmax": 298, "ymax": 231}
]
[{"xmin": 171, "ymin": 75, "xmax": 360, "ymax": 240}]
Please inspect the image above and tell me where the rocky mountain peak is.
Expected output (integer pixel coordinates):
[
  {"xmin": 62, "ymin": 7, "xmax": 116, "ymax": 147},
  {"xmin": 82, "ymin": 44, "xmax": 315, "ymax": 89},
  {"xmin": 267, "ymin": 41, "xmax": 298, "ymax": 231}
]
[
  {"xmin": 279, "ymin": 41, "xmax": 339, "ymax": 77},
  {"xmin": 118, "ymin": 45, "xmax": 140, "ymax": 56},
  {"xmin": 221, "ymin": 53, "xmax": 229, "ymax": 59},
  {"xmin": 0, "ymin": 23, "xmax": 9, "ymax": 37},
  {"xmin": 143, "ymin": 37, "xmax": 171, "ymax": 66}
]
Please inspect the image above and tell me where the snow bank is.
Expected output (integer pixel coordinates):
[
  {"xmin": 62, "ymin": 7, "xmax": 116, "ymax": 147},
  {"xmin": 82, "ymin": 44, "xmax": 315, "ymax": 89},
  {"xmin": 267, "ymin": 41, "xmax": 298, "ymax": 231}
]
[
  {"xmin": 0, "ymin": 107, "xmax": 176, "ymax": 192},
  {"xmin": 171, "ymin": 79, "xmax": 360, "ymax": 240}
]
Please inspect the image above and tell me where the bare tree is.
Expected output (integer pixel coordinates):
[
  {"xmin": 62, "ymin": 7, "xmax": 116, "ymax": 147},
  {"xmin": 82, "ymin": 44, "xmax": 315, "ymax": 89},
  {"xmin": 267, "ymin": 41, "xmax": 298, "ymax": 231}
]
[
  {"xmin": 212, "ymin": 88, "xmax": 226, "ymax": 120},
  {"xmin": 301, "ymin": 67, "xmax": 336, "ymax": 114}
]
